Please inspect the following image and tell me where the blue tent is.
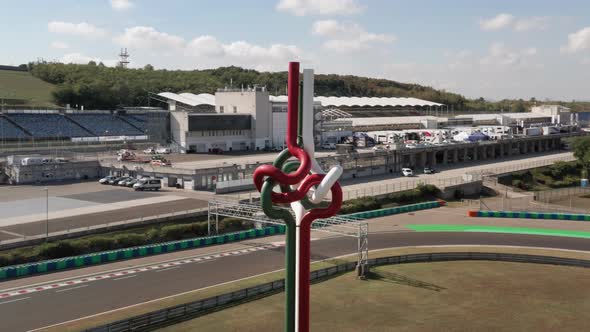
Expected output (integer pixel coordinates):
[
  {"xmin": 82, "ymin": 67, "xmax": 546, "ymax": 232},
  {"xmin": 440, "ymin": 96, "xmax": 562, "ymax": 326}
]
[{"xmin": 467, "ymin": 132, "xmax": 489, "ymax": 142}]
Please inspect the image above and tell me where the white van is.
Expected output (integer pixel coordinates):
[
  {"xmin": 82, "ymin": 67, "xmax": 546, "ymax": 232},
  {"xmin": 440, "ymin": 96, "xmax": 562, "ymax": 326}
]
[
  {"xmin": 133, "ymin": 178, "xmax": 161, "ymax": 191},
  {"xmin": 402, "ymin": 168, "xmax": 414, "ymax": 177},
  {"xmin": 156, "ymin": 147, "xmax": 171, "ymax": 154},
  {"xmin": 21, "ymin": 157, "xmax": 43, "ymax": 166}
]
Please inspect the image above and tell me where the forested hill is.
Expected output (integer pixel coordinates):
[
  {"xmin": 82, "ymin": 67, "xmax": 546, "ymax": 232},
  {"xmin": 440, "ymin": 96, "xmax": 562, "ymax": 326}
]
[
  {"xmin": 28, "ymin": 62, "xmax": 465, "ymax": 110},
  {"xmin": 28, "ymin": 62, "xmax": 590, "ymax": 112}
]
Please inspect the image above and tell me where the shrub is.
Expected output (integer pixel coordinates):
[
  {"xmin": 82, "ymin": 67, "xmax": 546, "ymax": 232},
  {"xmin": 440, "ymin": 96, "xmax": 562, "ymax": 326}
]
[
  {"xmin": 38, "ymin": 242, "xmax": 81, "ymax": 259},
  {"xmin": 114, "ymin": 234, "xmax": 146, "ymax": 248},
  {"xmin": 86, "ymin": 237, "xmax": 117, "ymax": 252}
]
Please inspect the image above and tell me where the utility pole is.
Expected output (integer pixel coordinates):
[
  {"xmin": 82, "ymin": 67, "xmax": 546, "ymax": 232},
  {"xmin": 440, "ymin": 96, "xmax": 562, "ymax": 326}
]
[{"xmin": 45, "ymin": 187, "xmax": 49, "ymax": 241}]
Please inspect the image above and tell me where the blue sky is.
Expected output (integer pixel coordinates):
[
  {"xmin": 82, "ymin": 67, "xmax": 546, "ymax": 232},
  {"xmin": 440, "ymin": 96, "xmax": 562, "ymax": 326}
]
[{"xmin": 1, "ymin": 0, "xmax": 589, "ymax": 100}]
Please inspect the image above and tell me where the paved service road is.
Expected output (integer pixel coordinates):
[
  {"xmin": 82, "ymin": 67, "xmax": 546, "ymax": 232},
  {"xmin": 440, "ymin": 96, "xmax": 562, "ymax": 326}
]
[
  {"xmin": 1, "ymin": 198, "xmax": 206, "ymax": 237},
  {"xmin": 0, "ymin": 231, "xmax": 589, "ymax": 331}
]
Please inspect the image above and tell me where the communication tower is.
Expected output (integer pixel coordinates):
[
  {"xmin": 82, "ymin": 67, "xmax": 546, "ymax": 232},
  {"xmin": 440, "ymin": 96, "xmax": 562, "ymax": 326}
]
[{"xmin": 118, "ymin": 48, "xmax": 130, "ymax": 68}]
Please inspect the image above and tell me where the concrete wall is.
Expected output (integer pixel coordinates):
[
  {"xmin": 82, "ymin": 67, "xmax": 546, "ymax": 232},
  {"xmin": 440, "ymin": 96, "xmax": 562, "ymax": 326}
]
[
  {"xmin": 214, "ymin": 90, "xmax": 271, "ymax": 150},
  {"xmin": 169, "ymin": 111, "xmax": 188, "ymax": 151},
  {"xmin": 8, "ymin": 161, "xmax": 101, "ymax": 184}
]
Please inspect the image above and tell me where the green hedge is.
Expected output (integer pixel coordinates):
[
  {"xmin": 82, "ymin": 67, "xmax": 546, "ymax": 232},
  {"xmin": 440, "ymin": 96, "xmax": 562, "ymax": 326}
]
[
  {"xmin": 340, "ymin": 184, "xmax": 439, "ymax": 214},
  {"xmin": 0, "ymin": 217, "xmax": 252, "ymax": 268}
]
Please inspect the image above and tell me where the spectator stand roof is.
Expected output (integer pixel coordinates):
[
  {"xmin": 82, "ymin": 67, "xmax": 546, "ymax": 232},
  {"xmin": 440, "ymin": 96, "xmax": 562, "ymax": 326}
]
[
  {"xmin": 159, "ymin": 92, "xmax": 443, "ymax": 108},
  {"xmin": 157, "ymin": 92, "xmax": 216, "ymax": 107}
]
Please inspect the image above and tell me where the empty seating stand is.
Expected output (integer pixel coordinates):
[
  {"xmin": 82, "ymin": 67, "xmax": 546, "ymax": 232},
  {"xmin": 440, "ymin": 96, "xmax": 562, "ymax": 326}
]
[
  {"xmin": 0, "ymin": 117, "xmax": 30, "ymax": 139},
  {"xmin": 68, "ymin": 114, "xmax": 144, "ymax": 136},
  {"xmin": 120, "ymin": 114, "xmax": 147, "ymax": 131},
  {"xmin": 6, "ymin": 113, "xmax": 92, "ymax": 139}
]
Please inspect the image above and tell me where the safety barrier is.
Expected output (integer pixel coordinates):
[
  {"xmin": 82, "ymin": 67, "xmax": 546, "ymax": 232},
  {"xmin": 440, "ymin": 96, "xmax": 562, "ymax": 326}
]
[
  {"xmin": 345, "ymin": 200, "xmax": 445, "ymax": 219},
  {"xmin": 0, "ymin": 225, "xmax": 286, "ymax": 281},
  {"xmin": 468, "ymin": 210, "xmax": 590, "ymax": 221},
  {"xmin": 84, "ymin": 252, "xmax": 590, "ymax": 332},
  {"xmin": 0, "ymin": 201, "xmax": 445, "ymax": 282}
]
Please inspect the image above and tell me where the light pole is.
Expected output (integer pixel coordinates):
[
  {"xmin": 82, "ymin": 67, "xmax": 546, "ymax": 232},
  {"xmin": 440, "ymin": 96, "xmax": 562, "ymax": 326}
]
[{"xmin": 44, "ymin": 187, "xmax": 49, "ymax": 241}]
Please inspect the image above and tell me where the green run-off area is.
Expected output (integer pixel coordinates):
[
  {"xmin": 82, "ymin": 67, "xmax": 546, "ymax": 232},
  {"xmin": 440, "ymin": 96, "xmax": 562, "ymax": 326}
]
[{"xmin": 406, "ymin": 224, "xmax": 590, "ymax": 239}]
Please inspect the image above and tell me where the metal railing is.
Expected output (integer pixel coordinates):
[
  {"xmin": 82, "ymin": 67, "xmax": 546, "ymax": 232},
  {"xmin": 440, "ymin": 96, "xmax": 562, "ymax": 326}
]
[
  {"xmin": 84, "ymin": 252, "xmax": 590, "ymax": 332},
  {"xmin": 219, "ymin": 154, "xmax": 576, "ymax": 202},
  {"xmin": 535, "ymin": 187, "xmax": 590, "ymax": 203}
]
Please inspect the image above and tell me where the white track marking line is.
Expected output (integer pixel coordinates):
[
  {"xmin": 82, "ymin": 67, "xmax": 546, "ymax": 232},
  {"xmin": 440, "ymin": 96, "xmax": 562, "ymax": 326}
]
[
  {"xmin": 27, "ymin": 244, "xmax": 586, "ymax": 332},
  {"xmin": 55, "ymin": 285, "xmax": 88, "ymax": 293},
  {"xmin": 0, "ymin": 229, "xmax": 24, "ymax": 237},
  {"xmin": 0, "ymin": 242, "xmax": 279, "ymax": 293},
  {"xmin": 155, "ymin": 266, "xmax": 180, "ymax": 273},
  {"xmin": 0, "ymin": 296, "xmax": 30, "ymax": 305},
  {"xmin": 0, "ymin": 243, "xmax": 285, "ymax": 300},
  {"xmin": 113, "ymin": 275, "xmax": 137, "ymax": 281}
]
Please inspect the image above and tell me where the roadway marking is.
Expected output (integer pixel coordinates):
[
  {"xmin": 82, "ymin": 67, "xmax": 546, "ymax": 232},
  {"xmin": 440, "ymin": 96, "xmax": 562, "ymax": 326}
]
[
  {"xmin": 0, "ymin": 296, "xmax": 30, "ymax": 305},
  {"xmin": 0, "ymin": 229, "xmax": 24, "ymax": 237},
  {"xmin": 0, "ymin": 243, "xmax": 284, "ymax": 300},
  {"xmin": 155, "ymin": 266, "xmax": 180, "ymax": 273},
  {"xmin": 55, "ymin": 285, "xmax": 88, "ymax": 293},
  {"xmin": 113, "ymin": 275, "xmax": 137, "ymax": 281},
  {"xmin": 26, "ymin": 243, "xmax": 586, "ymax": 332}
]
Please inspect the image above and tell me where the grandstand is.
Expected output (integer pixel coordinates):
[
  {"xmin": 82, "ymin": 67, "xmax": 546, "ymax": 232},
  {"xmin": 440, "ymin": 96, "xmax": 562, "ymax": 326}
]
[
  {"xmin": 67, "ymin": 113, "xmax": 144, "ymax": 136},
  {"xmin": 6, "ymin": 113, "xmax": 92, "ymax": 138},
  {"xmin": 0, "ymin": 117, "xmax": 29, "ymax": 139},
  {"xmin": 0, "ymin": 110, "xmax": 166, "ymax": 144},
  {"xmin": 119, "ymin": 114, "xmax": 147, "ymax": 131}
]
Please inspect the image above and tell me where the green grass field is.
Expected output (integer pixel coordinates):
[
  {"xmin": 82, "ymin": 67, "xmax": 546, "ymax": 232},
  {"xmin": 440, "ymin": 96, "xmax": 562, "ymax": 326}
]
[
  {"xmin": 0, "ymin": 69, "xmax": 57, "ymax": 107},
  {"xmin": 162, "ymin": 261, "xmax": 590, "ymax": 332}
]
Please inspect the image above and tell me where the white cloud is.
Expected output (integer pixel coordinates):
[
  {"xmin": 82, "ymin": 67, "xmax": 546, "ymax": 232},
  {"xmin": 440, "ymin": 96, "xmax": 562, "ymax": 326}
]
[
  {"xmin": 50, "ymin": 41, "xmax": 69, "ymax": 49},
  {"xmin": 312, "ymin": 20, "xmax": 395, "ymax": 52},
  {"xmin": 110, "ymin": 0, "xmax": 133, "ymax": 11},
  {"xmin": 514, "ymin": 16, "xmax": 550, "ymax": 31},
  {"xmin": 480, "ymin": 42, "xmax": 537, "ymax": 67},
  {"xmin": 276, "ymin": 0, "xmax": 363, "ymax": 16},
  {"xmin": 114, "ymin": 26, "xmax": 185, "ymax": 51},
  {"xmin": 59, "ymin": 53, "xmax": 117, "ymax": 66},
  {"xmin": 113, "ymin": 26, "xmax": 305, "ymax": 71},
  {"xmin": 187, "ymin": 35, "xmax": 225, "ymax": 57},
  {"xmin": 223, "ymin": 41, "xmax": 302, "ymax": 62},
  {"xmin": 479, "ymin": 14, "xmax": 550, "ymax": 32},
  {"xmin": 479, "ymin": 13, "xmax": 514, "ymax": 31},
  {"xmin": 561, "ymin": 26, "xmax": 590, "ymax": 54},
  {"xmin": 48, "ymin": 21, "xmax": 107, "ymax": 38}
]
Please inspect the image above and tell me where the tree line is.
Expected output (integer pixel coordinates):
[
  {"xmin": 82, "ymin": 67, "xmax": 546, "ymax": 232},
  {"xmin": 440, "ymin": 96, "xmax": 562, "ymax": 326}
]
[{"xmin": 27, "ymin": 62, "xmax": 590, "ymax": 112}]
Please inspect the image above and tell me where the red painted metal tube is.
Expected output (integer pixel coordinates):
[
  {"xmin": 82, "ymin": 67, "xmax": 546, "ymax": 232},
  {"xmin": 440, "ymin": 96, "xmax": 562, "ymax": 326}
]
[
  {"xmin": 252, "ymin": 62, "xmax": 312, "ymax": 201},
  {"xmin": 297, "ymin": 183, "xmax": 343, "ymax": 332}
]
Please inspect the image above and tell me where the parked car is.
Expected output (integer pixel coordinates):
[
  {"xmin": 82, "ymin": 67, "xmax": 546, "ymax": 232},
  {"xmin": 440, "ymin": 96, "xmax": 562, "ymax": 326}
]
[
  {"xmin": 55, "ymin": 157, "xmax": 69, "ymax": 163},
  {"xmin": 117, "ymin": 177, "xmax": 133, "ymax": 186},
  {"xmin": 424, "ymin": 167, "xmax": 436, "ymax": 174},
  {"xmin": 156, "ymin": 147, "xmax": 171, "ymax": 154},
  {"xmin": 99, "ymin": 176, "xmax": 115, "ymax": 184},
  {"xmin": 108, "ymin": 177, "xmax": 123, "ymax": 185},
  {"xmin": 402, "ymin": 168, "xmax": 414, "ymax": 177},
  {"xmin": 321, "ymin": 143, "xmax": 336, "ymax": 150},
  {"xmin": 125, "ymin": 178, "xmax": 140, "ymax": 187},
  {"xmin": 133, "ymin": 178, "xmax": 161, "ymax": 191},
  {"xmin": 143, "ymin": 147, "xmax": 155, "ymax": 154}
]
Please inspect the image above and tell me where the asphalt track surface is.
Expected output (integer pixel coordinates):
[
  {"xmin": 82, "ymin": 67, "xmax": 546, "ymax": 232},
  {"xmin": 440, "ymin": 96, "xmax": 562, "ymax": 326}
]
[
  {"xmin": 1, "ymin": 198, "xmax": 206, "ymax": 238},
  {"xmin": 1, "ymin": 231, "xmax": 589, "ymax": 331}
]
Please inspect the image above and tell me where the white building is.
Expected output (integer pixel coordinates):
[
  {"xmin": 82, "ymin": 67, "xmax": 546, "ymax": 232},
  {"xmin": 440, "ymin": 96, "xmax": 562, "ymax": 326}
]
[
  {"xmin": 160, "ymin": 90, "xmax": 444, "ymax": 152},
  {"xmin": 169, "ymin": 87, "xmax": 271, "ymax": 152}
]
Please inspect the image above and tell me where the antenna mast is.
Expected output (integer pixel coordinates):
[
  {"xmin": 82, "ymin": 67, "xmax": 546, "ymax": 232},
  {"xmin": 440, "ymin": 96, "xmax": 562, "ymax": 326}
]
[{"xmin": 118, "ymin": 48, "xmax": 130, "ymax": 68}]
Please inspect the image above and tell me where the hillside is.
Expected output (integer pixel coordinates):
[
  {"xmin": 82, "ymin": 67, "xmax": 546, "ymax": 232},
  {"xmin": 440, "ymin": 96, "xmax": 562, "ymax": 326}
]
[
  {"xmin": 28, "ymin": 62, "xmax": 466, "ymax": 110},
  {"xmin": 0, "ymin": 69, "xmax": 57, "ymax": 108},
  {"xmin": 4, "ymin": 62, "xmax": 587, "ymax": 113}
]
